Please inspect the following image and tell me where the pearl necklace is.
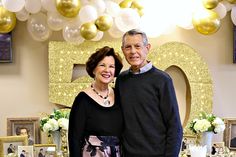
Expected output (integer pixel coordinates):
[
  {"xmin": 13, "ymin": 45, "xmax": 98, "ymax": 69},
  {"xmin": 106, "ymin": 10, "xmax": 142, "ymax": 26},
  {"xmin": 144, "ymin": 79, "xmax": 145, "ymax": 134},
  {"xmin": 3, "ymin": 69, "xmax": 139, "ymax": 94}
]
[{"xmin": 91, "ymin": 84, "xmax": 110, "ymax": 106}]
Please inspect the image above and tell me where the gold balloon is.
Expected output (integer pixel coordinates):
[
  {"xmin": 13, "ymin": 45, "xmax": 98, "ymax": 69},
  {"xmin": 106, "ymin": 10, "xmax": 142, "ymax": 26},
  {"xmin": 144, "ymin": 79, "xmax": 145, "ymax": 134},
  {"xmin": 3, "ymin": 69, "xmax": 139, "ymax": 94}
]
[
  {"xmin": 56, "ymin": 0, "xmax": 81, "ymax": 18},
  {"xmin": 131, "ymin": 0, "xmax": 143, "ymax": 10},
  {"xmin": 95, "ymin": 15, "xmax": 113, "ymax": 31},
  {"xmin": 80, "ymin": 22, "xmax": 97, "ymax": 40},
  {"xmin": 202, "ymin": 0, "xmax": 219, "ymax": 9},
  {"xmin": 226, "ymin": 0, "xmax": 236, "ymax": 3},
  {"xmin": 119, "ymin": 0, "xmax": 133, "ymax": 8},
  {"xmin": 192, "ymin": 10, "xmax": 221, "ymax": 35},
  {"xmin": 0, "ymin": 6, "xmax": 16, "ymax": 33}
]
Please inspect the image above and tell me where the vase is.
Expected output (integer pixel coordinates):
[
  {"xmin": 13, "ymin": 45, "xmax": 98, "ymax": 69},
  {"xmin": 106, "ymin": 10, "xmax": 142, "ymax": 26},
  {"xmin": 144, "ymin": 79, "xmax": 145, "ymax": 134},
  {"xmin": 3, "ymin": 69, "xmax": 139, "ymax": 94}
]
[
  {"xmin": 201, "ymin": 131, "xmax": 213, "ymax": 155},
  {"xmin": 51, "ymin": 131, "xmax": 62, "ymax": 154}
]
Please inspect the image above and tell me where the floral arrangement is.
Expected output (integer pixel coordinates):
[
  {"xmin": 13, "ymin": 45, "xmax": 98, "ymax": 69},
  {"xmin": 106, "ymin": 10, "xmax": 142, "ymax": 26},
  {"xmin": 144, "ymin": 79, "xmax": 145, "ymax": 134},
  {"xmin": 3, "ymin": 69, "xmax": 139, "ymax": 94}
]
[
  {"xmin": 40, "ymin": 109, "xmax": 70, "ymax": 134},
  {"xmin": 189, "ymin": 112, "xmax": 225, "ymax": 134}
]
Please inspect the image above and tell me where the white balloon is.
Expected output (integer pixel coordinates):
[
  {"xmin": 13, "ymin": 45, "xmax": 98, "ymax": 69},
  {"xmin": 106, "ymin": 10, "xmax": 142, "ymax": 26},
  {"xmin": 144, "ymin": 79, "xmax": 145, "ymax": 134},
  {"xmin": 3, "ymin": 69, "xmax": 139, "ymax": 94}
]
[
  {"xmin": 79, "ymin": 5, "xmax": 98, "ymax": 23},
  {"xmin": 16, "ymin": 8, "xmax": 29, "ymax": 21},
  {"xmin": 221, "ymin": 0, "xmax": 234, "ymax": 12},
  {"xmin": 41, "ymin": 0, "xmax": 57, "ymax": 12},
  {"xmin": 27, "ymin": 13, "xmax": 52, "ymax": 41},
  {"xmin": 105, "ymin": 1, "xmax": 121, "ymax": 17},
  {"xmin": 91, "ymin": 31, "xmax": 104, "ymax": 41},
  {"xmin": 2, "ymin": 0, "xmax": 25, "ymax": 12},
  {"xmin": 90, "ymin": 0, "xmax": 106, "ymax": 16},
  {"xmin": 174, "ymin": 0, "xmax": 194, "ymax": 30},
  {"xmin": 108, "ymin": 19, "xmax": 124, "ymax": 38},
  {"xmin": 176, "ymin": 12, "xmax": 194, "ymax": 30},
  {"xmin": 110, "ymin": 0, "xmax": 123, "ymax": 3},
  {"xmin": 231, "ymin": 6, "xmax": 236, "ymax": 25},
  {"xmin": 115, "ymin": 8, "xmax": 140, "ymax": 32},
  {"xmin": 62, "ymin": 22, "xmax": 85, "ymax": 44},
  {"xmin": 25, "ymin": 0, "xmax": 41, "ymax": 13},
  {"xmin": 139, "ymin": 14, "xmax": 163, "ymax": 38},
  {"xmin": 47, "ymin": 12, "xmax": 66, "ymax": 31},
  {"xmin": 213, "ymin": 3, "xmax": 227, "ymax": 19}
]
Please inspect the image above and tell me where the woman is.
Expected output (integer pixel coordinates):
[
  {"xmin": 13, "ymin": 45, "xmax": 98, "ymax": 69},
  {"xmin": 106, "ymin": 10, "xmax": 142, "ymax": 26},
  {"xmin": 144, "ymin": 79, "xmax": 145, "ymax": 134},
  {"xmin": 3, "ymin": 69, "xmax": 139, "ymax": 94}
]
[{"xmin": 68, "ymin": 46, "xmax": 123, "ymax": 157}]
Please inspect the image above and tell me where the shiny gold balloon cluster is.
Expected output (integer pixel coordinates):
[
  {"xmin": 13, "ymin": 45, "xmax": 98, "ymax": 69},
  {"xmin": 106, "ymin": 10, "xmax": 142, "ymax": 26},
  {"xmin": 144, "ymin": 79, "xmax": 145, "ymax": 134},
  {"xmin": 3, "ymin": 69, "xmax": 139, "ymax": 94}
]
[
  {"xmin": 192, "ymin": 0, "xmax": 221, "ymax": 35},
  {"xmin": 56, "ymin": 0, "xmax": 113, "ymax": 40},
  {"xmin": 0, "ymin": 6, "xmax": 16, "ymax": 33},
  {"xmin": 119, "ymin": 0, "xmax": 144, "ymax": 16},
  {"xmin": 80, "ymin": 14, "xmax": 113, "ymax": 40},
  {"xmin": 192, "ymin": 0, "xmax": 236, "ymax": 35},
  {"xmin": 79, "ymin": 0, "xmax": 143, "ymax": 40}
]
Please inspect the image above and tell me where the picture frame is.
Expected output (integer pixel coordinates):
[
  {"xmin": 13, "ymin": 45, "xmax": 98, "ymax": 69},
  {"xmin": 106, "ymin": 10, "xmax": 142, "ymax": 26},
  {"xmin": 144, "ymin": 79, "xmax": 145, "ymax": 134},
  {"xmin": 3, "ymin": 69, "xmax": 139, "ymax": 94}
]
[
  {"xmin": 0, "ymin": 32, "xmax": 12, "ymax": 63},
  {"xmin": 181, "ymin": 135, "xmax": 197, "ymax": 151},
  {"xmin": 0, "ymin": 135, "xmax": 28, "ymax": 157},
  {"xmin": 7, "ymin": 117, "xmax": 41, "ymax": 145},
  {"xmin": 234, "ymin": 26, "xmax": 236, "ymax": 63},
  {"xmin": 34, "ymin": 144, "xmax": 56, "ymax": 157},
  {"xmin": 18, "ymin": 145, "xmax": 33, "ymax": 157},
  {"xmin": 223, "ymin": 118, "xmax": 236, "ymax": 150},
  {"xmin": 212, "ymin": 142, "xmax": 225, "ymax": 155}
]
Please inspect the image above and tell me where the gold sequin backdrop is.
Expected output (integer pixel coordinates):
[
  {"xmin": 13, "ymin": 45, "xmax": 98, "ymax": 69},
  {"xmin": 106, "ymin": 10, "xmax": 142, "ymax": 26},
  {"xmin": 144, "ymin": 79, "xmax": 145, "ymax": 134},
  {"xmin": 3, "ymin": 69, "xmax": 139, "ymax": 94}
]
[{"xmin": 49, "ymin": 41, "xmax": 212, "ymax": 135}]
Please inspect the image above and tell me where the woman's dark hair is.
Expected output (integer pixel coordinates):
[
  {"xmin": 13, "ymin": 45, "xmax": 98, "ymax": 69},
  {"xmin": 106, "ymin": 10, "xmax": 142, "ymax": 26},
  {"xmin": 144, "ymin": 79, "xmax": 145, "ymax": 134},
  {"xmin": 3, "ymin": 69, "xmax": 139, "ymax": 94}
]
[{"xmin": 86, "ymin": 46, "xmax": 123, "ymax": 78}]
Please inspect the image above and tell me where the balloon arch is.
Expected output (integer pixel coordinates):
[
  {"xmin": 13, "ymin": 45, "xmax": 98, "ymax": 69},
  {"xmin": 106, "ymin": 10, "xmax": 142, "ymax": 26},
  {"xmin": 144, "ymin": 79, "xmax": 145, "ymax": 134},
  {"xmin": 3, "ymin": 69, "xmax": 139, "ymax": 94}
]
[{"xmin": 0, "ymin": 0, "xmax": 236, "ymax": 43}]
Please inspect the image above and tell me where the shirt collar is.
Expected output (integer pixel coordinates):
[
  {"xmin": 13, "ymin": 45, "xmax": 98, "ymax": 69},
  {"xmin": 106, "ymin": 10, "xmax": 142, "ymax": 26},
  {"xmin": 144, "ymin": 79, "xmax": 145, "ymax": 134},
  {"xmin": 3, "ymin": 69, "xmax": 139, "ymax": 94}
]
[{"xmin": 129, "ymin": 61, "xmax": 153, "ymax": 74}]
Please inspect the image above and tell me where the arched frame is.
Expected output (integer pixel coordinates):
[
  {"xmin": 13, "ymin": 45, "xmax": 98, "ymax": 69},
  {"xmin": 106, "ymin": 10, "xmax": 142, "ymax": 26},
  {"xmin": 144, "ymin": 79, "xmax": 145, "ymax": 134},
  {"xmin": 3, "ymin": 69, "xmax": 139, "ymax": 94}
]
[{"xmin": 48, "ymin": 41, "xmax": 213, "ymax": 135}]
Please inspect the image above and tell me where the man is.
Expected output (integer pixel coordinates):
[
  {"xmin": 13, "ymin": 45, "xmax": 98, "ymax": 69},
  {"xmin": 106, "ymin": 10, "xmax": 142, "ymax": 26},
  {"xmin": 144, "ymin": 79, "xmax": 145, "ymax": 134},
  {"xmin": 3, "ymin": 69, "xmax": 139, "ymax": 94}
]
[
  {"xmin": 181, "ymin": 138, "xmax": 187, "ymax": 151},
  {"xmin": 16, "ymin": 126, "xmax": 34, "ymax": 145},
  {"xmin": 38, "ymin": 148, "xmax": 44, "ymax": 157},
  {"xmin": 7, "ymin": 144, "xmax": 15, "ymax": 154},
  {"xmin": 20, "ymin": 150, "xmax": 26, "ymax": 157},
  {"xmin": 116, "ymin": 29, "xmax": 183, "ymax": 157}
]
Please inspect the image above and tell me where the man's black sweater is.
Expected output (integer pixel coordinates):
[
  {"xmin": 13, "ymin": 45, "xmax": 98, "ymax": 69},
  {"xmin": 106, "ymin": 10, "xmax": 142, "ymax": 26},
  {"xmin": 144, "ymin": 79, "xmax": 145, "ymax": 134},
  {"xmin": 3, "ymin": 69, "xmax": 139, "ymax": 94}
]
[{"xmin": 116, "ymin": 66, "xmax": 183, "ymax": 157}]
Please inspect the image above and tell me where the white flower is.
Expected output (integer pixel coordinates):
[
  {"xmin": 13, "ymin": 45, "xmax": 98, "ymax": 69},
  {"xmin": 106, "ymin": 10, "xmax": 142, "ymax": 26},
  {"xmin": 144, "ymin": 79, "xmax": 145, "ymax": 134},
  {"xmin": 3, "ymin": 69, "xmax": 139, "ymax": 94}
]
[
  {"xmin": 43, "ymin": 123, "xmax": 53, "ymax": 133},
  {"xmin": 47, "ymin": 118, "xmax": 59, "ymax": 131},
  {"xmin": 189, "ymin": 112, "xmax": 225, "ymax": 134},
  {"xmin": 40, "ymin": 109, "xmax": 70, "ymax": 133},
  {"xmin": 213, "ymin": 117, "xmax": 224, "ymax": 126},
  {"xmin": 58, "ymin": 118, "xmax": 69, "ymax": 130},
  {"xmin": 213, "ymin": 117, "xmax": 225, "ymax": 133},
  {"xmin": 194, "ymin": 119, "xmax": 211, "ymax": 133}
]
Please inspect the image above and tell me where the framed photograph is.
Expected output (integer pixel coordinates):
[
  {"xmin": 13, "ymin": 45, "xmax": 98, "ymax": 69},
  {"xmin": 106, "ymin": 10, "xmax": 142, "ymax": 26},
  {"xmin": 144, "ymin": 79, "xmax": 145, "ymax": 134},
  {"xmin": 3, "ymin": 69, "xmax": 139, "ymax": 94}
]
[
  {"xmin": 212, "ymin": 142, "xmax": 225, "ymax": 155},
  {"xmin": 18, "ymin": 145, "xmax": 33, "ymax": 157},
  {"xmin": 234, "ymin": 26, "xmax": 236, "ymax": 63},
  {"xmin": 7, "ymin": 117, "xmax": 41, "ymax": 145},
  {"xmin": 0, "ymin": 135, "xmax": 28, "ymax": 157},
  {"xmin": 181, "ymin": 135, "xmax": 197, "ymax": 151},
  {"xmin": 34, "ymin": 144, "xmax": 56, "ymax": 157},
  {"xmin": 223, "ymin": 118, "xmax": 236, "ymax": 150},
  {"xmin": 0, "ymin": 32, "xmax": 12, "ymax": 63}
]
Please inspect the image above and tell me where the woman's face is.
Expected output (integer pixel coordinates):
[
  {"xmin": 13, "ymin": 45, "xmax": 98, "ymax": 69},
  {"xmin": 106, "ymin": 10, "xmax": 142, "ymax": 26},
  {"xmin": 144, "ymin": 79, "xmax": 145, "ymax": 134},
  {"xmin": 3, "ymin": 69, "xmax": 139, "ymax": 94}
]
[{"xmin": 93, "ymin": 56, "xmax": 115, "ymax": 85}]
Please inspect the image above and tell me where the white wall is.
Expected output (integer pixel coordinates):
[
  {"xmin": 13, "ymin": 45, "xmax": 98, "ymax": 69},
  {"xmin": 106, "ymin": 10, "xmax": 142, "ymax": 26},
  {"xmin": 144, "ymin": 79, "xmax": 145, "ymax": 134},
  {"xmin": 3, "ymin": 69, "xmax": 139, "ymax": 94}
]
[{"xmin": 0, "ymin": 14, "xmax": 235, "ymax": 143}]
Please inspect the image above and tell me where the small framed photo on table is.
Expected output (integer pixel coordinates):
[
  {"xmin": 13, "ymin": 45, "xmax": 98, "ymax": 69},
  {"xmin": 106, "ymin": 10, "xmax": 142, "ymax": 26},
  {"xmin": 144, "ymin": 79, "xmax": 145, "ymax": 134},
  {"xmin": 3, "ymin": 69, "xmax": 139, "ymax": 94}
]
[
  {"xmin": 223, "ymin": 118, "xmax": 236, "ymax": 150},
  {"xmin": 18, "ymin": 145, "xmax": 34, "ymax": 157},
  {"xmin": 34, "ymin": 144, "xmax": 57, "ymax": 157},
  {"xmin": 212, "ymin": 142, "xmax": 225, "ymax": 155},
  {"xmin": 7, "ymin": 117, "xmax": 41, "ymax": 145},
  {"xmin": 0, "ymin": 135, "xmax": 28, "ymax": 157}
]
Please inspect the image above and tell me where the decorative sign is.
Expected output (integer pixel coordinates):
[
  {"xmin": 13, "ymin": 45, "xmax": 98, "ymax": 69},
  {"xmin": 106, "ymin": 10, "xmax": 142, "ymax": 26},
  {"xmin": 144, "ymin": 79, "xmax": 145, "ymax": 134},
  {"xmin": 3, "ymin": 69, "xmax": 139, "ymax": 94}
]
[{"xmin": 0, "ymin": 32, "xmax": 12, "ymax": 63}]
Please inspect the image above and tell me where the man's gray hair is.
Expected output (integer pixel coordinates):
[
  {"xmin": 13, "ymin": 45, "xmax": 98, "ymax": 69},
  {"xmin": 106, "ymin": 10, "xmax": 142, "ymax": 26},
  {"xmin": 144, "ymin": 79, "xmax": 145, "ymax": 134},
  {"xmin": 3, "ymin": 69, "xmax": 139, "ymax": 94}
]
[{"xmin": 122, "ymin": 29, "xmax": 149, "ymax": 46}]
